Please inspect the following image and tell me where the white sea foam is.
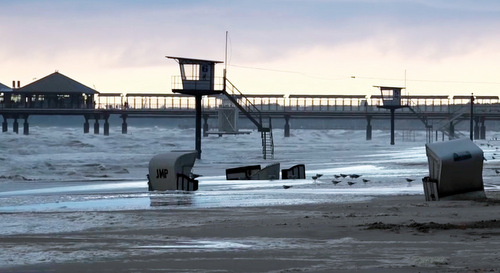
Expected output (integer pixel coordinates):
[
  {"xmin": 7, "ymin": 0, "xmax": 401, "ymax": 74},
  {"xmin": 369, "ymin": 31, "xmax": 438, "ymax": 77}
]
[{"xmin": 0, "ymin": 127, "xmax": 498, "ymax": 214}]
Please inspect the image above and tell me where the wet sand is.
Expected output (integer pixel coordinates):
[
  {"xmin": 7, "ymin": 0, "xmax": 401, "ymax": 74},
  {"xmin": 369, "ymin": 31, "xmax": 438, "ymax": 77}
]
[{"xmin": 1, "ymin": 192, "xmax": 500, "ymax": 273}]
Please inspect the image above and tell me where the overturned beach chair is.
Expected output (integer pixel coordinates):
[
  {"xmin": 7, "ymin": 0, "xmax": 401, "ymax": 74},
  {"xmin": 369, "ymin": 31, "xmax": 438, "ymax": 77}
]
[
  {"xmin": 148, "ymin": 151, "xmax": 199, "ymax": 191},
  {"xmin": 226, "ymin": 165, "xmax": 262, "ymax": 180},
  {"xmin": 281, "ymin": 164, "xmax": 306, "ymax": 179},
  {"xmin": 423, "ymin": 138, "xmax": 486, "ymax": 201},
  {"xmin": 226, "ymin": 163, "xmax": 280, "ymax": 180}
]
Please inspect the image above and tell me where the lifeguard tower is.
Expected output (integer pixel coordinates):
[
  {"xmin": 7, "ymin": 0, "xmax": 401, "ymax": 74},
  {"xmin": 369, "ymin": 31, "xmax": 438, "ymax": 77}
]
[
  {"xmin": 375, "ymin": 86, "xmax": 407, "ymax": 145},
  {"xmin": 167, "ymin": 56, "xmax": 274, "ymax": 159}
]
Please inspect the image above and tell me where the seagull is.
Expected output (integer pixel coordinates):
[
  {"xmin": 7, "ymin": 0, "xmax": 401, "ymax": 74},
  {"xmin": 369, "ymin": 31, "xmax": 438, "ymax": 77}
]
[
  {"xmin": 332, "ymin": 180, "xmax": 341, "ymax": 185},
  {"xmin": 347, "ymin": 181, "xmax": 356, "ymax": 186},
  {"xmin": 362, "ymin": 179, "xmax": 370, "ymax": 183},
  {"xmin": 349, "ymin": 174, "xmax": 361, "ymax": 179},
  {"xmin": 283, "ymin": 185, "xmax": 292, "ymax": 189}
]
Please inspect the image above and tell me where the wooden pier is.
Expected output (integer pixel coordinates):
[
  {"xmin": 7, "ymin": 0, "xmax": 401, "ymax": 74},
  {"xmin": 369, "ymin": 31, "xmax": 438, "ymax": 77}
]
[
  {"xmin": 2, "ymin": 71, "xmax": 500, "ymax": 144},
  {"xmin": 2, "ymin": 93, "xmax": 500, "ymax": 138}
]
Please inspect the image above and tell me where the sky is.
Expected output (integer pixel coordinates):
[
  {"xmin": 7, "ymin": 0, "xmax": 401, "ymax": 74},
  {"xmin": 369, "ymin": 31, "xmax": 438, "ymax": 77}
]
[{"xmin": 1, "ymin": 0, "xmax": 500, "ymax": 96}]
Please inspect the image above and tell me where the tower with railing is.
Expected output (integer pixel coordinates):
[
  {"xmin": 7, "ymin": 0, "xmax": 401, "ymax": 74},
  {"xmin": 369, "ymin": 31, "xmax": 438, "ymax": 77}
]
[
  {"xmin": 167, "ymin": 56, "xmax": 273, "ymax": 159},
  {"xmin": 375, "ymin": 86, "xmax": 407, "ymax": 145}
]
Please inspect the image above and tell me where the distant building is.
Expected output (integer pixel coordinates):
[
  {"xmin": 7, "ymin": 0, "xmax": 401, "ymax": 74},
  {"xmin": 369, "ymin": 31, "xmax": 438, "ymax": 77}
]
[
  {"xmin": 0, "ymin": 82, "xmax": 12, "ymax": 108},
  {"xmin": 2, "ymin": 72, "xmax": 98, "ymax": 109}
]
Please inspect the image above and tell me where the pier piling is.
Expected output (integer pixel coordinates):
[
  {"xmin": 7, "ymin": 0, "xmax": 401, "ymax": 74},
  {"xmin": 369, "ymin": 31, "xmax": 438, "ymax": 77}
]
[
  {"xmin": 366, "ymin": 116, "xmax": 372, "ymax": 141},
  {"xmin": 121, "ymin": 114, "xmax": 127, "ymax": 134},
  {"xmin": 104, "ymin": 118, "xmax": 109, "ymax": 136},
  {"xmin": 203, "ymin": 114, "xmax": 208, "ymax": 137},
  {"xmin": 23, "ymin": 116, "xmax": 29, "ymax": 135},
  {"xmin": 284, "ymin": 115, "xmax": 290, "ymax": 137},
  {"xmin": 13, "ymin": 118, "xmax": 18, "ymax": 134},
  {"xmin": 94, "ymin": 119, "xmax": 99, "ymax": 134},
  {"xmin": 480, "ymin": 118, "xmax": 486, "ymax": 140},
  {"xmin": 83, "ymin": 116, "xmax": 90, "ymax": 134}
]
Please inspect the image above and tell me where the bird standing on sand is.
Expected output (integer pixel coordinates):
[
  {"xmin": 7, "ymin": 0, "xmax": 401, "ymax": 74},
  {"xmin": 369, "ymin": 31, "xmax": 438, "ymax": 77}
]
[
  {"xmin": 283, "ymin": 185, "xmax": 292, "ymax": 189},
  {"xmin": 312, "ymin": 175, "xmax": 319, "ymax": 184},
  {"xmin": 349, "ymin": 174, "xmax": 361, "ymax": 179},
  {"xmin": 347, "ymin": 181, "xmax": 356, "ymax": 186},
  {"xmin": 495, "ymin": 169, "xmax": 500, "ymax": 174},
  {"xmin": 334, "ymin": 174, "xmax": 341, "ymax": 179},
  {"xmin": 362, "ymin": 179, "xmax": 370, "ymax": 183},
  {"xmin": 340, "ymin": 174, "xmax": 348, "ymax": 178},
  {"xmin": 406, "ymin": 178, "xmax": 414, "ymax": 187},
  {"xmin": 332, "ymin": 180, "xmax": 341, "ymax": 185}
]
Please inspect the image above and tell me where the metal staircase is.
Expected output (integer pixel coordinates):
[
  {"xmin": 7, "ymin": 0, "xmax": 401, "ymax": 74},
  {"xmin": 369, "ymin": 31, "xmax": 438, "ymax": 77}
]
[
  {"xmin": 408, "ymin": 99, "xmax": 469, "ymax": 140},
  {"xmin": 222, "ymin": 78, "xmax": 274, "ymax": 159},
  {"xmin": 261, "ymin": 117, "xmax": 274, "ymax": 160},
  {"xmin": 407, "ymin": 100, "xmax": 430, "ymax": 128},
  {"xmin": 433, "ymin": 104, "xmax": 469, "ymax": 139},
  {"xmin": 407, "ymin": 100, "xmax": 433, "ymax": 142}
]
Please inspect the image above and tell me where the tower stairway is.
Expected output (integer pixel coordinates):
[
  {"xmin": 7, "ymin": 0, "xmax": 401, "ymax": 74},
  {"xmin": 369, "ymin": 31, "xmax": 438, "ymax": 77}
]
[
  {"xmin": 433, "ymin": 104, "xmax": 469, "ymax": 139},
  {"xmin": 407, "ymin": 100, "xmax": 433, "ymax": 142},
  {"xmin": 222, "ymin": 78, "xmax": 274, "ymax": 159},
  {"xmin": 408, "ymin": 100, "xmax": 468, "ymax": 140}
]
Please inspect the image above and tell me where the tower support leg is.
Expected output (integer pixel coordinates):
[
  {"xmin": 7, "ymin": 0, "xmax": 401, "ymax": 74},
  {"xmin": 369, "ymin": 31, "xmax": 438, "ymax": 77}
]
[{"xmin": 195, "ymin": 95, "xmax": 202, "ymax": 159}]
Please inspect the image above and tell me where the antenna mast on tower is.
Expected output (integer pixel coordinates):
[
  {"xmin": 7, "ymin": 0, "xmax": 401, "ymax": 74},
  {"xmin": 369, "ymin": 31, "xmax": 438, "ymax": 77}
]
[{"xmin": 223, "ymin": 31, "xmax": 228, "ymax": 92}]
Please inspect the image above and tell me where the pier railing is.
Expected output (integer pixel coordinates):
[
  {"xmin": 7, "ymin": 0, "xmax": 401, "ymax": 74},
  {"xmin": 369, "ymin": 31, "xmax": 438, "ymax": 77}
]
[
  {"xmin": 91, "ymin": 93, "xmax": 500, "ymax": 114},
  {"xmin": 2, "ymin": 92, "xmax": 499, "ymax": 115}
]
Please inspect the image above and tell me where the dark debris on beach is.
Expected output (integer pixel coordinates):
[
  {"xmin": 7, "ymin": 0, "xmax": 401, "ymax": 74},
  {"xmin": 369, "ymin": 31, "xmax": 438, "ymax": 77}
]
[{"xmin": 363, "ymin": 219, "xmax": 500, "ymax": 233}]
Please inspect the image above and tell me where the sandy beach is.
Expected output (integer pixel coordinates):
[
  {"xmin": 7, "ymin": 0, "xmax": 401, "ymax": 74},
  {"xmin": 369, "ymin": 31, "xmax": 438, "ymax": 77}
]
[
  {"xmin": 2, "ymin": 128, "xmax": 500, "ymax": 272},
  {"xmin": 2, "ymin": 191, "xmax": 499, "ymax": 273}
]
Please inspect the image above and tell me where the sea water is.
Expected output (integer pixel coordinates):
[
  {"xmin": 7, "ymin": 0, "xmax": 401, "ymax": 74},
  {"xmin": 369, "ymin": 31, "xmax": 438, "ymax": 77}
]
[{"xmin": 0, "ymin": 126, "xmax": 499, "ymax": 213}]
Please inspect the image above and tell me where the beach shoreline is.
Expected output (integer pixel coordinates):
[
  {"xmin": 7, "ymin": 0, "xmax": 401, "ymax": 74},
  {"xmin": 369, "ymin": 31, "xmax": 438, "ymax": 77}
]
[{"xmin": 2, "ymin": 191, "xmax": 499, "ymax": 273}]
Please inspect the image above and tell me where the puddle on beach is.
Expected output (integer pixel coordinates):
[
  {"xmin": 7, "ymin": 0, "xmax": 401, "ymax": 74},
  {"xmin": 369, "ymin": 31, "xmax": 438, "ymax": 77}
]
[
  {"xmin": 135, "ymin": 240, "xmax": 253, "ymax": 250},
  {"xmin": 0, "ymin": 177, "xmax": 423, "ymax": 213}
]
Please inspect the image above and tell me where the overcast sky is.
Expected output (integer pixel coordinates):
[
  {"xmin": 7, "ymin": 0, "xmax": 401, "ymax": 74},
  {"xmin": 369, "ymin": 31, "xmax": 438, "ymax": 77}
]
[{"xmin": 1, "ymin": 0, "xmax": 500, "ymax": 96}]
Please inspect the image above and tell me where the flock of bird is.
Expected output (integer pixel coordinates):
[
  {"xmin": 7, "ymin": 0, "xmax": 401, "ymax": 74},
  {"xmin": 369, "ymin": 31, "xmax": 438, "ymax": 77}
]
[
  {"xmin": 282, "ymin": 141, "xmax": 500, "ymax": 190},
  {"xmin": 479, "ymin": 142, "xmax": 500, "ymax": 174},
  {"xmin": 283, "ymin": 173, "xmax": 415, "ymax": 189}
]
